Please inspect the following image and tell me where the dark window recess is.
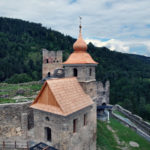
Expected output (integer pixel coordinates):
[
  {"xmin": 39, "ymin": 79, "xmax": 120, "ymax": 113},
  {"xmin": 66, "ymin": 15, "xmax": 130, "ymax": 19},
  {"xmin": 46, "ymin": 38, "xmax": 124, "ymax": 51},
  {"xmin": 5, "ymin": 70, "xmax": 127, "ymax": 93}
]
[
  {"xmin": 28, "ymin": 112, "xmax": 34, "ymax": 130},
  {"xmin": 47, "ymin": 72, "xmax": 51, "ymax": 77},
  {"xmin": 45, "ymin": 127, "xmax": 51, "ymax": 142},
  {"xmin": 73, "ymin": 68, "xmax": 78, "ymax": 77},
  {"xmin": 84, "ymin": 114, "xmax": 87, "ymax": 126},
  {"xmin": 46, "ymin": 59, "xmax": 49, "ymax": 63},
  {"xmin": 73, "ymin": 119, "xmax": 77, "ymax": 133},
  {"xmin": 89, "ymin": 68, "xmax": 92, "ymax": 76},
  {"xmin": 45, "ymin": 117, "xmax": 49, "ymax": 121}
]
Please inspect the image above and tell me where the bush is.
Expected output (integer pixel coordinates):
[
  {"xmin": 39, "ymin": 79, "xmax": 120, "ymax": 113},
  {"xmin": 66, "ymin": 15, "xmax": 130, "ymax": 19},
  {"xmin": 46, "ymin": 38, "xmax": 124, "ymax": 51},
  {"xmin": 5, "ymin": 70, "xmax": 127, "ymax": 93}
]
[{"xmin": 6, "ymin": 73, "xmax": 32, "ymax": 83}]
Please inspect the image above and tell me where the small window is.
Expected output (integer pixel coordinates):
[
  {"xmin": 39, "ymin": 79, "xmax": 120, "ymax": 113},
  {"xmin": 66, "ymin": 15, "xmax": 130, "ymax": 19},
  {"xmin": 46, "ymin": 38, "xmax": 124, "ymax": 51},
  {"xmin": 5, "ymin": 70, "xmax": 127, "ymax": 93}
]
[
  {"xmin": 47, "ymin": 72, "xmax": 51, "ymax": 77},
  {"xmin": 73, "ymin": 68, "xmax": 78, "ymax": 77},
  {"xmin": 45, "ymin": 117, "xmax": 49, "ymax": 121},
  {"xmin": 45, "ymin": 127, "xmax": 51, "ymax": 142},
  {"xmin": 73, "ymin": 119, "xmax": 77, "ymax": 133},
  {"xmin": 46, "ymin": 59, "xmax": 49, "ymax": 63},
  {"xmin": 84, "ymin": 114, "xmax": 87, "ymax": 126},
  {"xmin": 89, "ymin": 68, "xmax": 92, "ymax": 76}
]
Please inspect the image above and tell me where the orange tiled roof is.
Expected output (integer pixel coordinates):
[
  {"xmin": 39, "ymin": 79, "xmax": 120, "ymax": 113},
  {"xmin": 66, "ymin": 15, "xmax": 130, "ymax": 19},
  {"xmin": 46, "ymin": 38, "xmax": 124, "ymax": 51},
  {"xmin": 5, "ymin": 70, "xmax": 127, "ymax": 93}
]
[
  {"xmin": 63, "ymin": 51, "xmax": 98, "ymax": 64},
  {"xmin": 30, "ymin": 77, "xmax": 93, "ymax": 116},
  {"xmin": 63, "ymin": 25, "xmax": 98, "ymax": 65}
]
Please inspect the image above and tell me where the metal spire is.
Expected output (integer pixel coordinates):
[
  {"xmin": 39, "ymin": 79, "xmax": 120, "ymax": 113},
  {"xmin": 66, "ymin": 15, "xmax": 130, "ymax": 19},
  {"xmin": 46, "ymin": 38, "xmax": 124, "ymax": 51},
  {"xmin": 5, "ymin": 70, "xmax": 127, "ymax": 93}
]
[{"xmin": 79, "ymin": 16, "xmax": 82, "ymax": 34}]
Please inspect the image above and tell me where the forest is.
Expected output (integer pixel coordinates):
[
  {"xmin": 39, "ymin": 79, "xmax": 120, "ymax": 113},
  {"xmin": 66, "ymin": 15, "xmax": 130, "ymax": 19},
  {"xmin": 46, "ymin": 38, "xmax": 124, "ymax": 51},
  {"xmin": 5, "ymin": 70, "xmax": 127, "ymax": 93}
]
[{"xmin": 0, "ymin": 17, "xmax": 150, "ymax": 120}]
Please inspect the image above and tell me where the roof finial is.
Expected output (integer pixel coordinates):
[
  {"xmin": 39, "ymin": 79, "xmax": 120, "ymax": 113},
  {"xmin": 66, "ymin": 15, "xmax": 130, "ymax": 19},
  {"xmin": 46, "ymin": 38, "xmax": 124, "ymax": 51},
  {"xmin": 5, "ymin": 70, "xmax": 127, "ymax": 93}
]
[{"xmin": 79, "ymin": 16, "xmax": 82, "ymax": 34}]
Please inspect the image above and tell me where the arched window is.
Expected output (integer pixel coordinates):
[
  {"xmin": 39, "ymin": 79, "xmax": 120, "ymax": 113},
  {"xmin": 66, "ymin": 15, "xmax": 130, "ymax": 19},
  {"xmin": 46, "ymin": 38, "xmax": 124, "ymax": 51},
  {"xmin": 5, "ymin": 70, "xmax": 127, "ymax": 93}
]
[
  {"xmin": 47, "ymin": 72, "xmax": 51, "ymax": 77},
  {"xmin": 73, "ymin": 68, "xmax": 78, "ymax": 77},
  {"xmin": 45, "ymin": 127, "xmax": 51, "ymax": 142},
  {"xmin": 89, "ymin": 68, "xmax": 92, "ymax": 76}
]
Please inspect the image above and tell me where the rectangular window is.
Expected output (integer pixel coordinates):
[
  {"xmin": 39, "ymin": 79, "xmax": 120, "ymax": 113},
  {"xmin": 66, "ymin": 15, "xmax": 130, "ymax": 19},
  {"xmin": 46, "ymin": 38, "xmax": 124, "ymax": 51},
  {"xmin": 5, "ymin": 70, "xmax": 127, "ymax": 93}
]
[
  {"xmin": 73, "ymin": 119, "xmax": 77, "ymax": 133},
  {"xmin": 45, "ymin": 127, "xmax": 51, "ymax": 142},
  {"xmin": 84, "ymin": 114, "xmax": 87, "ymax": 126}
]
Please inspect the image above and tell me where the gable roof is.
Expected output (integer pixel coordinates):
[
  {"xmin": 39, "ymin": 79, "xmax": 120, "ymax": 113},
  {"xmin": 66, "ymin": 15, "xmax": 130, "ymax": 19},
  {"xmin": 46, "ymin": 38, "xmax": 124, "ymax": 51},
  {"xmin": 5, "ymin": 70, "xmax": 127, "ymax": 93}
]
[{"xmin": 30, "ymin": 77, "xmax": 93, "ymax": 116}]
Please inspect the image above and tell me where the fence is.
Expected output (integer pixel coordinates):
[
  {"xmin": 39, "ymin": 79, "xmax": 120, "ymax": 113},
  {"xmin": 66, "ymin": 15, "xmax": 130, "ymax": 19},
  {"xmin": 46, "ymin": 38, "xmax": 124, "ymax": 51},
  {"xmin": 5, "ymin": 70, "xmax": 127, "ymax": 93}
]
[{"xmin": 0, "ymin": 140, "xmax": 29, "ymax": 150}]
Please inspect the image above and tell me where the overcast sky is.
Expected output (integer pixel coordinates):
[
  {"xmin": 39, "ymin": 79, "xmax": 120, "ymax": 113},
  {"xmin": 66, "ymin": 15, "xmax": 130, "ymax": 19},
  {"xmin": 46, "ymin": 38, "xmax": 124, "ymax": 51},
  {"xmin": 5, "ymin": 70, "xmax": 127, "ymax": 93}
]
[{"xmin": 0, "ymin": 0, "xmax": 150, "ymax": 56}]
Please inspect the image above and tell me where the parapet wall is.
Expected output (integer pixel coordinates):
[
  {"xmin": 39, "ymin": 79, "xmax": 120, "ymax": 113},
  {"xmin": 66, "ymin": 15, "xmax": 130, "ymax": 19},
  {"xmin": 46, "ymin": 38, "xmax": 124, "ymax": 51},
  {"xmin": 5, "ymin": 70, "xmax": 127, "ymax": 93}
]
[
  {"xmin": 115, "ymin": 104, "xmax": 150, "ymax": 136},
  {"xmin": 96, "ymin": 80, "xmax": 110, "ymax": 106},
  {"xmin": 0, "ymin": 101, "xmax": 33, "ymax": 139}
]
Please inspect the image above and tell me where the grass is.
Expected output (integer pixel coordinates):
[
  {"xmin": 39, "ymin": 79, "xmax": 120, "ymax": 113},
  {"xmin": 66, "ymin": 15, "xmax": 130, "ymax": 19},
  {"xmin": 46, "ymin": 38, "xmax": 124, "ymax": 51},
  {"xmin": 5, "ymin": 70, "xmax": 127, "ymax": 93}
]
[
  {"xmin": 113, "ymin": 110, "xmax": 126, "ymax": 118},
  {"xmin": 97, "ymin": 118, "xmax": 150, "ymax": 150},
  {"xmin": 97, "ymin": 119, "xmax": 120, "ymax": 150},
  {"xmin": 0, "ymin": 81, "xmax": 42, "ymax": 103}
]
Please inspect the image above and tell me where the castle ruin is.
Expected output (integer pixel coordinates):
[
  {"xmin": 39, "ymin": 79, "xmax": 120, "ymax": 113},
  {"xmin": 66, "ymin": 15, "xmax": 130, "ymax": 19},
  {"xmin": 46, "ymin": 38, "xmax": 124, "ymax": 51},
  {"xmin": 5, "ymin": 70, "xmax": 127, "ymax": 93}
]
[{"xmin": 0, "ymin": 22, "xmax": 110, "ymax": 150}]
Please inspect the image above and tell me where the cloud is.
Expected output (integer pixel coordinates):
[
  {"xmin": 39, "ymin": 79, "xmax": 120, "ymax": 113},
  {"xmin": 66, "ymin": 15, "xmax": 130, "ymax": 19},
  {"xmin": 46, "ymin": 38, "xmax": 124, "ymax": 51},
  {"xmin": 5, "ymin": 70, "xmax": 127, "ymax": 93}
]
[
  {"xmin": 85, "ymin": 39, "xmax": 130, "ymax": 53},
  {"xmin": 0, "ymin": 0, "xmax": 150, "ymax": 56}
]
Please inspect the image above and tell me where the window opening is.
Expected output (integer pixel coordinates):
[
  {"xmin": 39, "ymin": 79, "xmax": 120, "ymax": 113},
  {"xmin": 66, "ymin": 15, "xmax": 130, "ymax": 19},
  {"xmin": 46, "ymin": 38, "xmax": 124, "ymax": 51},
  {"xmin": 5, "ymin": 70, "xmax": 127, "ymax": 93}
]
[
  {"xmin": 84, "ymin": 114, "xmax": 87, "ymax": 126},
  {"xmin": 89, "ymin": 68, "xmax": 92, "ymax": 76},
  {"xmin": 73, "ymin": 68, "xmax": 78, "ymax": 77},
  {"xmin": 45, "ymin": 127, "xmax": 51, "ymax": 142},
  {"xmin": 73, "ymin": 119, "xmax": 77, "ymax": 133},
  {"xmin": 47, "ymin": 72, "xmax": 51, "ymax": 77}
]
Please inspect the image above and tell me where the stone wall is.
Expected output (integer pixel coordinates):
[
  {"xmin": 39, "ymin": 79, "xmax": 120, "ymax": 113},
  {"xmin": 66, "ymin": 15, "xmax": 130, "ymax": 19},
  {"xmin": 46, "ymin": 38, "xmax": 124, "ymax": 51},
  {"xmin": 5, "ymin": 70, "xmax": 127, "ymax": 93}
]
[
  {"xmin": 96, "ymin": 80, "xmax": 110, "ymax": 106},
  {"xmin": 115, "ymin": 104, "xmax": 150, "ymax": 136},
  {"xmin": 33, "ymin": 103, "xmax": 96, "ymax": 150},
  {"xmin": 64, "ymin": 64, "xmax": 96, "ymax": 82},
  {"xmin": 0, "ymin": 102, "xmax": 33, "ymax": 139},
  {"xmin": 42, "ymin": 49, "xmax": 62, "ymax": 78}
]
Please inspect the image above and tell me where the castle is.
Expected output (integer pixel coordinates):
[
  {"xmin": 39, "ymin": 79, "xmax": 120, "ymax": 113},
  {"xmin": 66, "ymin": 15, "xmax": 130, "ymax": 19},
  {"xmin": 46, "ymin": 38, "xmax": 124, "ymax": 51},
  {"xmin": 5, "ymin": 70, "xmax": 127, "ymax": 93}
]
[{"xmin": 0, "ymin": 22, "xmax": 109, "ymax": 150}]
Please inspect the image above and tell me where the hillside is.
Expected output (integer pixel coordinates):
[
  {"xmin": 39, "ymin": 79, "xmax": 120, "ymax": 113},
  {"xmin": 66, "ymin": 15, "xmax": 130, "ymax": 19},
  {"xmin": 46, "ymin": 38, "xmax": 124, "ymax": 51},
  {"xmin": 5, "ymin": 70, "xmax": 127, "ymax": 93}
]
[{"xmin": 0, "ymin": 17, "xmax": 150, "ymax": 120}]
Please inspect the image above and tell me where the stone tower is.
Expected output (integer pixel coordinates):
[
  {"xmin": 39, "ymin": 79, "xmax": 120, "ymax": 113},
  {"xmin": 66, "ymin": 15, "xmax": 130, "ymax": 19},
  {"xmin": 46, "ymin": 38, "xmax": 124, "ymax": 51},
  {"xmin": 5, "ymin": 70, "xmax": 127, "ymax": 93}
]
[
  {"xmin": 63, "ymin": 22, "xmax": 98, "ymax": 100},
  {"xmin": 42, "ymin": 49, "xmax": 62, "ymax": 79},
  {"xmin": 62, "ymin": 20, "xmax": 97, "ymax": 150}
]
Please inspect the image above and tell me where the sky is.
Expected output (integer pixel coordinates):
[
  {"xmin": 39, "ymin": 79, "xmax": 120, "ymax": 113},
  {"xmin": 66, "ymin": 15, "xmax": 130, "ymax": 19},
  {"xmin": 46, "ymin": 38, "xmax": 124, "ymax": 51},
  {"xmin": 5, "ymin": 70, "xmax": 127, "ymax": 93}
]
[{"xmin": 0, "ymin": 0, "xmax": 150, "ymax": 56}]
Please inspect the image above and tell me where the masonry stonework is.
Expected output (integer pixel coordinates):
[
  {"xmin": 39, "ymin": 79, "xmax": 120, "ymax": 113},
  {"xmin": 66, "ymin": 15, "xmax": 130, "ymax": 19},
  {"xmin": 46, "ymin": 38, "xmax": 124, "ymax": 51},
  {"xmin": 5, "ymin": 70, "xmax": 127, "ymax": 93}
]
[
  {"xmin": 42, "ymin": 49, "xmax": 62, "ymax": 78},
  {"xmin": 0, "ymin": 102, "xmax": 33, "ymax": 138},
  {"xmin": 33, "ymin": 104, "xmax": 96, "ymax": 150},
  {"xmin": 97, "ymin": 81, "xmax": 110, "ymax": 106}
]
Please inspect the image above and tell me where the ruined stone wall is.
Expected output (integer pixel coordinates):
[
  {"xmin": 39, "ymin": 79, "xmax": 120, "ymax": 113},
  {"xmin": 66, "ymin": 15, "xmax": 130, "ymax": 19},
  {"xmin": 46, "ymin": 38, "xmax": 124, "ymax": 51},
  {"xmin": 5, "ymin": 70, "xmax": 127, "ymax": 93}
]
[
  {"xmin": 96, "ymin": 80, "xmax": 110, "ymax": 106},
  {"xmin": 33, "ymin": 104, "xmax": 96, "ymax": 150},
  {"xmin": 115, "ymin": 104, "xmax": 150, "ymax": 136},
  {"xmin": 0, "ymin": 102, "xmax": 33, "ymax": 139},
  {"xmin": 42, "ymin": 49, "xmax": 62, "ymax": 78}
]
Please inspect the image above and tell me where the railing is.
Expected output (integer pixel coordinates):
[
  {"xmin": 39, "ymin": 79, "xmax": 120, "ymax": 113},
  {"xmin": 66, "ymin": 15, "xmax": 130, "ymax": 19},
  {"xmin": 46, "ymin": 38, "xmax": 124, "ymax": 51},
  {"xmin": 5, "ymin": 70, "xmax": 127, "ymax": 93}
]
[{"xmin": 0, "ymin": 140, "xmax": 29, "ymax": 149}]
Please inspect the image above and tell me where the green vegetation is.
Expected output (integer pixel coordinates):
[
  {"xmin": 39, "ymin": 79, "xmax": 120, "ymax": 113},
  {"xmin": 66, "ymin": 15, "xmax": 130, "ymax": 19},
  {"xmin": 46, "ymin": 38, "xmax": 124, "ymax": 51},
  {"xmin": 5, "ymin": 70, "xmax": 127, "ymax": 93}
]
[
  {"xmin": 97, "ymin": 118, "xmax": 150, "ymax": 150},
  {"xmin": 113, "ymin": 110, "xmax": 126, "ymax": 118},
  {"xmin": 97, "ymin": 119, "xmax": 119, "ymax": 150},
  {"xmin": 0, "ymin": 17, "xmax": 150, "ymax": 120},
  {"xmin": 0, "ymin": 82, "xmax": 42, "ymax": 103}
]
